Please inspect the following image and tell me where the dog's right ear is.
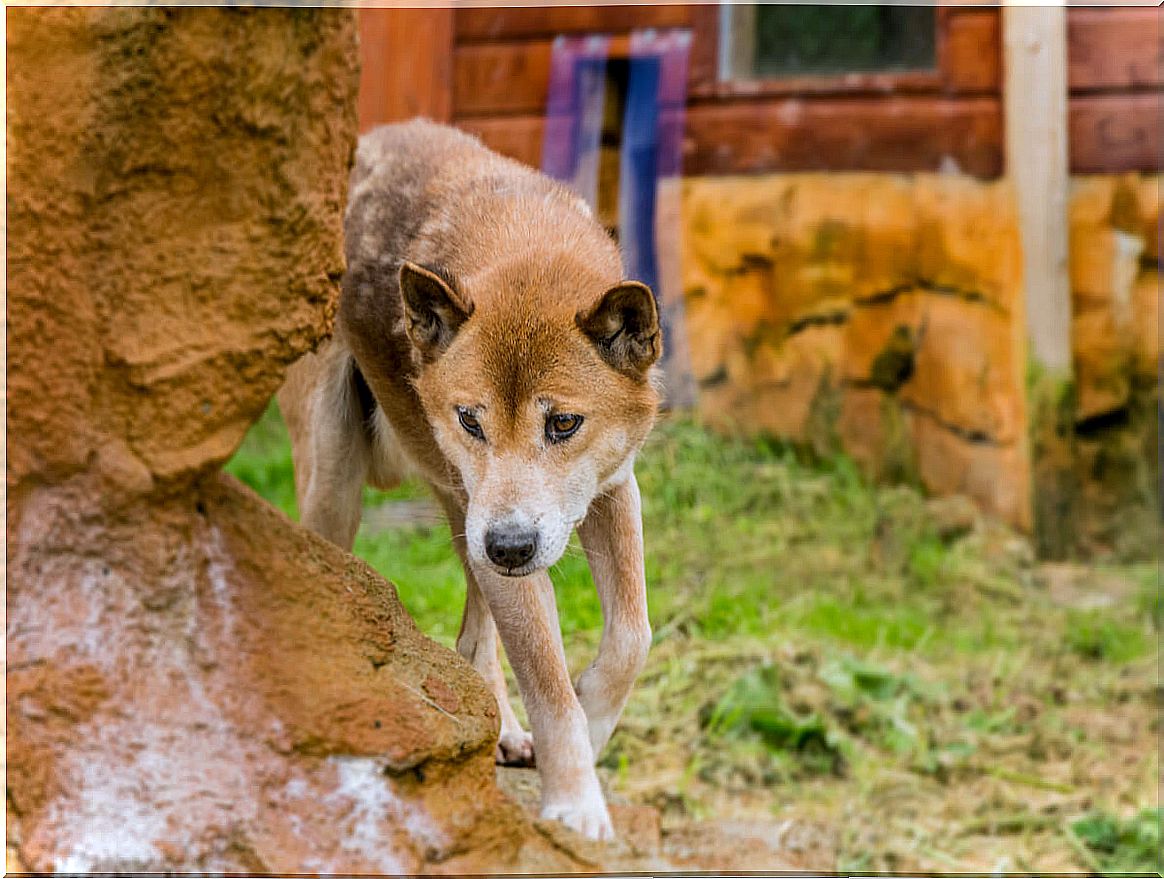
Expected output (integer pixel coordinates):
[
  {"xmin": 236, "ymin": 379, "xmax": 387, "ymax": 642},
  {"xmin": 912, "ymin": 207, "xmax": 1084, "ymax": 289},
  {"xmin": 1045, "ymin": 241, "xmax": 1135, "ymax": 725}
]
[{"xmin": 399, "ymin": 262, "xmax": 473, "ymax": 360}]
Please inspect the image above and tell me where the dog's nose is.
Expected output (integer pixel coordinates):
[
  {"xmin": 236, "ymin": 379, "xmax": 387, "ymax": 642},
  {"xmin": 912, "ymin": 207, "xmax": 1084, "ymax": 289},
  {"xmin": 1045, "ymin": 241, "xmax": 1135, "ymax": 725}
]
[{"xmin": 484, "ymin": 528, "xmax": 539, "ymax": 570}]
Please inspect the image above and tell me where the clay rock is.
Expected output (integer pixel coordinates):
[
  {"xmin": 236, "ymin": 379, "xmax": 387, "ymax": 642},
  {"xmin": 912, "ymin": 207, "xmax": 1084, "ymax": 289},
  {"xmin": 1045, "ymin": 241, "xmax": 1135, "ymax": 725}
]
[
  {"xmin": 1131, "ymin": 269, "xmax": 1160, "ymax": 379},
  {"xmin": 843, "ymin": 290, "xmax": 1023, "ymax": 444},
  {"xmin": 6, "ymin": 8, "xmax": 353, "ymax": 493},
  {"xmin": 7, "ymin": 476, "xmax": 536, "ymax": 872},
  {"xmin": 923, "ymin": 494, "xmax": 981, "ymax": 543},
  {"xmin": 6, "ymin": 8, "xmax": 569, "ymax": 873},
  {"xmin": 1069, "ymin": 174, "xmax": 1159, "ymax": 421},
  {"xmin": 681, "ymin": 174, "xmax": 1028, "ymax": 527}
]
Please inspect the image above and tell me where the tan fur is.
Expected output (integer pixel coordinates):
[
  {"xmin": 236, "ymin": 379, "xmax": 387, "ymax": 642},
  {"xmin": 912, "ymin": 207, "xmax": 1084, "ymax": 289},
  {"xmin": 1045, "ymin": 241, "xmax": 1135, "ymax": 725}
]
[{"xmin": 278, "ymin": 121, "xmax": 660, "ymax": 841}]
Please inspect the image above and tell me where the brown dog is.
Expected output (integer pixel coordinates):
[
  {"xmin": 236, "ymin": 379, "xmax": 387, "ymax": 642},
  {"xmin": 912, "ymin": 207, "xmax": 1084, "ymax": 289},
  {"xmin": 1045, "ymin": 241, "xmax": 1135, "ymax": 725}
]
[{"xmin": 278, "ymin": 120, "xmax": 660, "ymax": 839}]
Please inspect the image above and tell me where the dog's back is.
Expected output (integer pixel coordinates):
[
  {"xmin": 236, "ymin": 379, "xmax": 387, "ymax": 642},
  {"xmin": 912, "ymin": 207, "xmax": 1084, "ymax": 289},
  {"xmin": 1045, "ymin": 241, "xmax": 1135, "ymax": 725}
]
[{"xmin": 343, "ymin": 120, "xmax": 620, "ymax": 321}]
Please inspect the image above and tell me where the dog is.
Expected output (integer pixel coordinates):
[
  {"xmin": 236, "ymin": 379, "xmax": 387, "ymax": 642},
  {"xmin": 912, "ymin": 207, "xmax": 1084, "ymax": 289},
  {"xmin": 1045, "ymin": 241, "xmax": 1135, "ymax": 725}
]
[{"xmin": 278, "ymin": 120, "xmax": 661, "ymax": 840}]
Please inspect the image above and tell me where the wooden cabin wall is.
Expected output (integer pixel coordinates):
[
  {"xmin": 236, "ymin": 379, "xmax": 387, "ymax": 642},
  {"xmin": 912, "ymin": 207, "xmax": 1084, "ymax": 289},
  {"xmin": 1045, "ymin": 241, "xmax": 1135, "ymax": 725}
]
[
  {"xmin": 1064, "ymin": 7, "xmax": 1160, "ymax": 173},
  {"xmin": 451, "ymin": 6, "xmax": 1005, "ymax": 177},
  {"xmin": 441, "ymin": 5, "xmax": 1159, "ymax": 178}
]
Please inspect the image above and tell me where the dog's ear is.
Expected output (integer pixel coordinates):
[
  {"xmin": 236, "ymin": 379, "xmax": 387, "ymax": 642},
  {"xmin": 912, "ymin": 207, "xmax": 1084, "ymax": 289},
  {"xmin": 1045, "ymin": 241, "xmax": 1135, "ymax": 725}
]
[
  {"xmin": 399, "ymin": 262, "xmax": 473, "ymax": 359},
  {"xmin": 576, "ymin": 281, "xmax": 661, "ymax": 378}
]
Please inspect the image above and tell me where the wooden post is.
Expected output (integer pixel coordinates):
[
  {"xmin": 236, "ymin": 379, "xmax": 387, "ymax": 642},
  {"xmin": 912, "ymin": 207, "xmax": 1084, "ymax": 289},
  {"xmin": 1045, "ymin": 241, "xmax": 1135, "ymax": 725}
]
[
  {"xmin": 719, "ymin": 4, "xmax": 756, "ymax": 82},
  {"xmin": 1004, "ymin": 3, "xmax": 1075, "ymax": 557},
  {"xmin": 357, "ymin": 7, "xmax": 454, "ymax": 132},
  {"xmin": 1004, "ymin": 2, "xmax": 1071, "ymax": 374}
]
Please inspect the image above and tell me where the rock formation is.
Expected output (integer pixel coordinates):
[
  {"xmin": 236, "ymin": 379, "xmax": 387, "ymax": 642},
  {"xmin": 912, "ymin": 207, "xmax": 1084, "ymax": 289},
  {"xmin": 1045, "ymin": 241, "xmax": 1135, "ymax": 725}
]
[
  {"xmin": 680, "ymin": 174, "xmax": 1030, "ymax": 529},
  {"xmin": 4, "ymin": 8, "xmax": 573, "ymax": 872}
]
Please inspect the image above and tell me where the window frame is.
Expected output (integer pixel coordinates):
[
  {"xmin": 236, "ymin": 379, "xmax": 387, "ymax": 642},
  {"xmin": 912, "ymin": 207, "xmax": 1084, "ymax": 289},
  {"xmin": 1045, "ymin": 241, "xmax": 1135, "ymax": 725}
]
[{"xmin": 690, "ymin": 5, "xmax": 963, "ymax": 100}]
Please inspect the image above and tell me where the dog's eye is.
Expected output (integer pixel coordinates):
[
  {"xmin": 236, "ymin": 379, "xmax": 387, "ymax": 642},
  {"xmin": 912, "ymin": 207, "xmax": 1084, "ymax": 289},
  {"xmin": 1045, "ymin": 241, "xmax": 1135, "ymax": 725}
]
[
  {"xmin": 457, "ymin": 407, "xmax": 485, "ymax": 440},
  {"xmin": 546, "ymin": 413, "xmax": 583, "ymax": 443}
]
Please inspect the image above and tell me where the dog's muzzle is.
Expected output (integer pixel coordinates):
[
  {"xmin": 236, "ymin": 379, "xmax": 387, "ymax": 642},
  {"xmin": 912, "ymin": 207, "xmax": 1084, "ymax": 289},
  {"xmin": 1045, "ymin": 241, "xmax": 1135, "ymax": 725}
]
[{"xmin": 485, "ymin": 526, "xmax": 539, "ymax": 574}]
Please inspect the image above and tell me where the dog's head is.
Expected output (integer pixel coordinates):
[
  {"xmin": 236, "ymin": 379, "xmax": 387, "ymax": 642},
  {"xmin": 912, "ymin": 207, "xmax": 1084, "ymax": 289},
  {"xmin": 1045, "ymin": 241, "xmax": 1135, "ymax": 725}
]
[{"xmin": 402, "ymin": 258, "xmax": 661, "ymax": 577}]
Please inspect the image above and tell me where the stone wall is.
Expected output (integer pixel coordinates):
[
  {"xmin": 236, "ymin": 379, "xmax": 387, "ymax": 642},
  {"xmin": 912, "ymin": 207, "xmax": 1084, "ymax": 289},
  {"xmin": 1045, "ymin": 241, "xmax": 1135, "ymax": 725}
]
[
  {"xmin": 680, "ymin": 174, "xmax": 1030, "ymax": 529},
  {"xmin": 1037, "ymin": 174, "xmax": 1160, "ymax": 559},
  {"xmin": 1070, "ymin": 175, "xmax": 1158, "ymax": 422},
  {"xmin": 679, "ymin": 171, "xmax": 1160, "ymax": 549}
]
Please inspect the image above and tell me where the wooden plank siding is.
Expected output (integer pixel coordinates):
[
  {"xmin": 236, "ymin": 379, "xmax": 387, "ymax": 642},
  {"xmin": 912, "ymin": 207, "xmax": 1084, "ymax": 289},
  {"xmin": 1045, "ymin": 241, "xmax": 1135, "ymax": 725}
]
[
  {"xmin": 1069, "ymin": 92, "xmax": 1160, "ymax": 173},
  {"xmin": 457, "ymin": 115, "xmax": 546, "ymax": 169},
  {"xmin": 683, "ymin": 95, "xmax": 1003, "ymax": 177},
  {"xmin": 458, "ymin": 97, "xmax": 1003, "ymax": 178},
  {"xmin": 440, "ymin": 5, "xmax": 1157, "ymax": 176},
  {"xmin": 941, "ymin": 10, "xmax": 1002, "ymax": 94},
  {"xmin": 1064, "ymin": 7, "xmax": 1162, "ymax": 171},
  {"xmin": 1067, "ymin": 7, "xmax": 1162, "ymax": 92},
  {"xmin": 358, "ymin": 7, "xmax": 453, "ymax": 130},
  {"xmin": 456, "ymin": 5, "xmax": 698, "ymax": 43}
]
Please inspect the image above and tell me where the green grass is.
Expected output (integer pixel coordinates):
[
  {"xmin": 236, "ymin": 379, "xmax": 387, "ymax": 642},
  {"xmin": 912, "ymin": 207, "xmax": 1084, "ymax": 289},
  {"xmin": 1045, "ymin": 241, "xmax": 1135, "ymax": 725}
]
[
  {"xmin": 226, "ymin": 401, "xmax": 1158, "ymax": 872},
  {"xmin": 1072, "ymin": 808, "xmax": 1162, "ymax": 876},
  {"xmin": 226, "ymin": 403, "xmax": 1154, "ymax": 664},
  {"xmin": 1064, "ymin": 608, "xmax": 1151, "ymax": 664}
]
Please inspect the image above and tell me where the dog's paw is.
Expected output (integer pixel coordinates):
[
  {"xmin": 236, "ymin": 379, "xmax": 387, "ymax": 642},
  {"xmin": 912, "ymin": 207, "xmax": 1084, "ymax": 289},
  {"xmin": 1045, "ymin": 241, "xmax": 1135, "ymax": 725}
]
[
  {"xmin": 540, "ymin": 796, "xmax": 615, "ymax": 841},
  {"xmin": 495, "ymin": 727, "xmax": 535, "ymax": 767}
]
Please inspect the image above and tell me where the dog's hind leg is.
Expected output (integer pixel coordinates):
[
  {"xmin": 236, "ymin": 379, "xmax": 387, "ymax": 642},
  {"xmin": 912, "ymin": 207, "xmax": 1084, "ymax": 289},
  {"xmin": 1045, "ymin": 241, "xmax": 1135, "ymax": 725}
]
[
  {"xmin": 279, "ymin": 348, "xmax": 371, "ymax": 551},
  {"xmin": 574, "ymin": 473, "xmax": 653, "ymax": 760},
  {"xmin": 438, "ymin": 493, "xmax": 535, "ymax": 766}
]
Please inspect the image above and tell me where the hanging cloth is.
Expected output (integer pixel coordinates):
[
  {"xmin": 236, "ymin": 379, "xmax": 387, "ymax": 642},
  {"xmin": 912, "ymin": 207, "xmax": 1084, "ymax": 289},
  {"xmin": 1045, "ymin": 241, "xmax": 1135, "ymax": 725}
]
[{"xmin": 542, "ymin": 29, "xmax": 696, "ymax": 408}]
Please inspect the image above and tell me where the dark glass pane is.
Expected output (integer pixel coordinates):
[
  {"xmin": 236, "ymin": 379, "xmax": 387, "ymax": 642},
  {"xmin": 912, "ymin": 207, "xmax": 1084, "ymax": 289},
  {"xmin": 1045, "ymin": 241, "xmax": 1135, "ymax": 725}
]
[{"xmin": 753, "ymin": 5, "xmax": 936, "ymax": 77}]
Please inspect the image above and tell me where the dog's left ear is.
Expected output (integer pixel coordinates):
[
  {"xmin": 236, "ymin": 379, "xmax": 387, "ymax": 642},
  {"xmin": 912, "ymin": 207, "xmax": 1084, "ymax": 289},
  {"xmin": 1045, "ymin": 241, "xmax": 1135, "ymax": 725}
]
[
  {"xmin": 399, "ymin": 261, "xmax": 473, "ymax": 360},
  {"xmin": 576, "ymin": 281, "xmax": 661, "ymax": 378}
]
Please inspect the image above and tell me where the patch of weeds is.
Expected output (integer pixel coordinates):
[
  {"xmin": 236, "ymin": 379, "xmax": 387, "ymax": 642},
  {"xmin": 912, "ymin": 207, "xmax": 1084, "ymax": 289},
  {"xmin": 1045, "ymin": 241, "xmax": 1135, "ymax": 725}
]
[
  {"xmin": 906, "ymin": 533, "xmax": 949, "ymax": 588},
  {"xmin": 965, "ymin": 705, "xmax": 1021, "ymax": 735},
  {"xmin": 783, "ymin": 594, "xmax": 936, "ymax": 652},
  {"xmin": 1071, "ymin": 808, "xmax": 1161, "ymax": 875},
  {"xmin": 701, "ymin": 664, "xmax": 845, "ymax": 779},
  {"xmin": 225, "ymin": 401, "xmax": 298, "ymax": 518},
  {"xmin": 1064, "ymin": 609, "xmax": 1149, "ymax": 663},
  {"xmin": 912, "ymin": 740, "xmax": 977, "ymax": 779},
  {"xmin": 820, "ymin": 656, "xmax": 929, "ymax": 757},
  {"xmin": 1132, "ymin": 564, "xmax": 1161, "ymax": 629},
  {"xmin": 821, "ymin": 655, "xmax": 920, "ymax": 701}
]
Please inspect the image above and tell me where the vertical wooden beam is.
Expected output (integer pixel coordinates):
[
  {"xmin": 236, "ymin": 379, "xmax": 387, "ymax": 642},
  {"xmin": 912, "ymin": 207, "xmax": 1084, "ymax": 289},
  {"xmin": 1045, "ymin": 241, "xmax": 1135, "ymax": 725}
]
[
  {"xmin": 720, "ymin": 4, "xmax": 755, "ymax": 82},
  {"xmin": 1004, "ymin": 3, "xmax": 1071, "ymax": 374},
  {"xmin": 358, "ymin": 7, "xmax": 454, "ymax": 133},
  {"xmin": 1005, "ymin": 3, "xmax": 1077, "ymax": 557}
]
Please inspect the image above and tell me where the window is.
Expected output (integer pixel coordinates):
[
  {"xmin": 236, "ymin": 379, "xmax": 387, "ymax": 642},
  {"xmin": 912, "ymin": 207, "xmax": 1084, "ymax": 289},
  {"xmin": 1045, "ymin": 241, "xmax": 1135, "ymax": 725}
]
[{"xmin": 720, "ymin": 5, "xmax": 937, "ymax": 82}]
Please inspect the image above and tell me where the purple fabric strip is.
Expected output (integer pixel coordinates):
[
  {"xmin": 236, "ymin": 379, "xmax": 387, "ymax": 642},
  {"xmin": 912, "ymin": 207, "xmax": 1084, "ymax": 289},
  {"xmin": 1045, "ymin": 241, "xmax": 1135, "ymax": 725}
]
[
  {"xmin": 629, "ymin": 29, "xmax": 691, "ymax": 178},
  {"xmin": 541, "ymin": 34, "xmax": 610, "ymax": 201},
  {"xmin": 541, "ymin": 28, "xmax": 695, "ymax": 406}
]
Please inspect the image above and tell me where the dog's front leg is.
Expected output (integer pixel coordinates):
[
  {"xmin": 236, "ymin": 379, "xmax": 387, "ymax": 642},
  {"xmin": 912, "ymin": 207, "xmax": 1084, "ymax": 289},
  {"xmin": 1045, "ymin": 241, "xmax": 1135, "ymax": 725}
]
[
  {"xmin": 437, "ymin": 494, "xmax": 535, "ymax": 766},
  {"xmin": 456, "ymin": 574, "xmax": 536, "ymax": 766},
  {"xmin": 473, "ymin": 564, "xmax": 614, "ymax": 841},
  {"xmin": 574, "ymin": 472, "xmax": 652, "ymax": 760}
]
